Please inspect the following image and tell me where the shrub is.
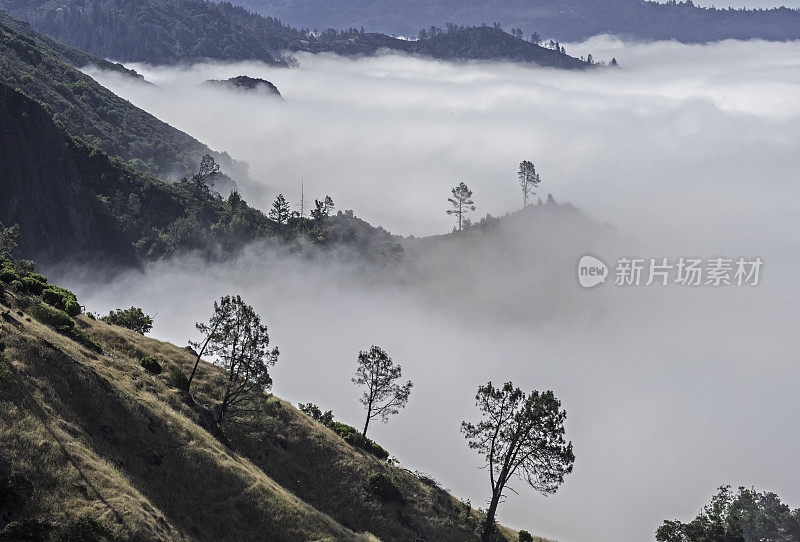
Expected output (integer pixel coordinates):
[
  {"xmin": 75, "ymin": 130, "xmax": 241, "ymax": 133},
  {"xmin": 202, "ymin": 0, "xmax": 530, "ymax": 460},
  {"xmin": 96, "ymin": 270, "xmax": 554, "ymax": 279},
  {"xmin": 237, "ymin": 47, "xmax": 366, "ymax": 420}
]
[
  {"xmin": 366, "ymin": 471, "xmax": 403, "ymax": 502},
  {"xmin": 20, "ymin": 276, "xmax": 45, "ymax": 294},
  {"xmin": 168, "ymin": 367, "xmax": 189, "ymax": 391},
  {"xmin": 10, "ymin": 280, "xmax": 23, "ymax": 292},
  {"xmin": 519, "ymin": 530, "xmax": 534, "ymax": 542},
  {"xmin": 458, "ymin": 499, "xmax": 478, "ymax": 531},
  {"xmin": 64, "ymin": 299, "xmax": 81, "ymax": 317},
  {"xmin": 328, "ymin": 421, "xmax": 389, "ymax": 460},
  {"xmin": 140, "ymin": 356, "xmax": 162, "ymax": 374},
  {"xmin": 0, "ymin": 267, "xmax": 18, "ymax": 283},
  {"xmin": 41, "ymin": 285, "xmax": 80, "ymax": 314},
  {"xmin": 101, "ymin": 307, "xmax": 153, "ymax": 334},
  {"xmin": 298, "ymin": 402, "xmax": 334, "ymax": 426},
  {"xmin": 31, "ymin": 302, "xmax": 74, "ymax": 329},
  {"xmin": 28, "ymin": 273, "xmax": 47, "ymax": 285}
]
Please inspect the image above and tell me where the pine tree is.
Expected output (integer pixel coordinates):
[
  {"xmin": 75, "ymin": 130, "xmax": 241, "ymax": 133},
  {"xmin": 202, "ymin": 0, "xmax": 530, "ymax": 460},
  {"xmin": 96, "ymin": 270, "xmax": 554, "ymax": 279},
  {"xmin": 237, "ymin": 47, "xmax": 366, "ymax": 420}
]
[
  {"xmin": 446, "ymin": 182, "xmax": 476, "ymax": 231},
  {"xmin": 517, "ymin": 161, "xmax": 541, "ymax": 208},
  {"xmin": 269, "ymin": 194, "xmax": 291, "ymax": 224}
]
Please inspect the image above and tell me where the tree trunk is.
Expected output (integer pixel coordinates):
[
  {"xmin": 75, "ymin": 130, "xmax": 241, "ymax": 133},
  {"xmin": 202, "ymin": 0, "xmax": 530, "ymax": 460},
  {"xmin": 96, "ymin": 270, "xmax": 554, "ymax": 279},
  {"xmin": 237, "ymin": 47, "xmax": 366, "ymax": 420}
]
[
  {"xmin": 188, "ymin": 320, "xmax": 220, "ymax": 391},
  {"xmin": 482, "ymin": 490, "xmax": 502, "ymax": 541},
  {"xmin": 362, "ymin": 400, "xmax": 372, "ymax": 438}
]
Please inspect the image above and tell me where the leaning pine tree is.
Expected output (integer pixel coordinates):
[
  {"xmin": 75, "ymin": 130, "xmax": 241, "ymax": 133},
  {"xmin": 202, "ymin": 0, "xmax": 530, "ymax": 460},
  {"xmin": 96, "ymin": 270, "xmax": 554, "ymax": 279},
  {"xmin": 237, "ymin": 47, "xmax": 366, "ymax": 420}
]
[
  {"xmin": 189, "ymin": 295, "xmax": 278, "ymax": 426},
  {"xmin": 462, "ymin": 382, "xmax": 574, "ymax": 541},
  {"xmin": 353, "ymin": 345, "xmax": 413, "ymax": 438}
]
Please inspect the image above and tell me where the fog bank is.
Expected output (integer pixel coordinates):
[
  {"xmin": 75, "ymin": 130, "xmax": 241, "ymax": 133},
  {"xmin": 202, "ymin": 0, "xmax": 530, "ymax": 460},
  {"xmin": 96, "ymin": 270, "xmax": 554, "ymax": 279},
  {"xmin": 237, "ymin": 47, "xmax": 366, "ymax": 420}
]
[{"xmin": 71, "ymin": 38, "xmax": 800, "ymax": 541}]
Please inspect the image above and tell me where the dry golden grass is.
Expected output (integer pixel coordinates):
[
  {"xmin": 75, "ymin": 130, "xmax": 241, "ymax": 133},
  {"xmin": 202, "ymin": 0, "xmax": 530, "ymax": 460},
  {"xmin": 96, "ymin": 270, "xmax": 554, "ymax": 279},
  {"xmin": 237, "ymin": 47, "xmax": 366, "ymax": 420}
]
[{"xmin": 0, "ymin": 294, "xmax": 545, "ymax": 541}]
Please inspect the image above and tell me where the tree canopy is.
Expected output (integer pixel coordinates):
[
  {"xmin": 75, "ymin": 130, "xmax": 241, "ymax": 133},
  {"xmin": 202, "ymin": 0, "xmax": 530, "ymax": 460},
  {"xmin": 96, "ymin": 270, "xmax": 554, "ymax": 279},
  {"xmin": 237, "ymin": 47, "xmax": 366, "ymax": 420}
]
[{"xmin": 462, "ymin": 381, "xmax": 574, "ymax": 540}]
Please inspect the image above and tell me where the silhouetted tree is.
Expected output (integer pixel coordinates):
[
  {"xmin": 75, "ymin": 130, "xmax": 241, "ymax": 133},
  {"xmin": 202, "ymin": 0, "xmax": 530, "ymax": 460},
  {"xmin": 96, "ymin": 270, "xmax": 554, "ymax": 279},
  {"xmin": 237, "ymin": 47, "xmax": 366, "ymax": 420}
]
[
  {"xmin": 269, "ymin": 194, "xmax": 291, "ymax": 224},
  {"xmin": 447, "ymin": 182, "xmax": 476, "ymax": 231},
  {"xmin": 311, "ymin": 195, "xmax": 335, "ymax": 221},
  {"xmin": 353, "ymin": 345, "xmax": 413, "ymax": 438},
  {"xmin": 518, "ymin": 161, "xmax": 541, "ymax": 208},
  {"xmin": 530, "ymin": 32, "xmax": 541, "ymax": 45},
  {"xmin": 191, "ymin": 295, "xmax": 278, "ymax": 424},
  {"xmin": 198, "ymin": 154, "xmax": 220, "ymax": 182},
  {"xmin": 462, "ymin": 382, "xmax": 574, "ymax": 541},
  {"xmin": 611, "ymin": 57, "xmax": 618, "ymax": 66}
]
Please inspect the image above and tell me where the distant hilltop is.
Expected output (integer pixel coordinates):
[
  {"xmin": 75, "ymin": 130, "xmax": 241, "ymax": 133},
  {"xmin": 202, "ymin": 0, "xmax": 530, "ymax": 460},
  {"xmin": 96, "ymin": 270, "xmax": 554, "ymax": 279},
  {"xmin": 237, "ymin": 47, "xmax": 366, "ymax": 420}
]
[{"xmin": 203, "ymin": 76, "xmax": 283, "ymax": 98}]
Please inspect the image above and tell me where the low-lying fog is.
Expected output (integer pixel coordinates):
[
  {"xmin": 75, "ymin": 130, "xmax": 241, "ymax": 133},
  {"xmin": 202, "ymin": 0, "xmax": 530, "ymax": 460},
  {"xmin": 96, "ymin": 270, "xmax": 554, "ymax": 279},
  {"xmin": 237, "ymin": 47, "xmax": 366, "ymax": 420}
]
[{"xmin": 71, "ymin": 38, "xmax": 800, "ymax": 541}]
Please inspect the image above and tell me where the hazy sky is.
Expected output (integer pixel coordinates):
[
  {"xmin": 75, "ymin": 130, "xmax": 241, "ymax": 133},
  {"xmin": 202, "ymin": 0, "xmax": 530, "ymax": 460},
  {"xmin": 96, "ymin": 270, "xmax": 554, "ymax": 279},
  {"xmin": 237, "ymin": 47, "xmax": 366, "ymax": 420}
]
[{"xmin": 76, "ymin": 38, "xmax": 800, "ymax": 541}]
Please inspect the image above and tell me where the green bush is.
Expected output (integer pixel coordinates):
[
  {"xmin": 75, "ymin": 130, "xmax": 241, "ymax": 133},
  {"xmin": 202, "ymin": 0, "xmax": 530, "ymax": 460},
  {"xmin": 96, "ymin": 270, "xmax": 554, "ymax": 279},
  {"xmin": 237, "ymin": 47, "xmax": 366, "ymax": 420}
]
[
  {"xmin": 140, "ymin": 356, "xmax": 162, "ymax": 375},
  {"xmin": 41, "ymin": 286, "xmax": 79, "ymax": 314},
  {"xmin": 458, "ymin": 499, "xmax": 478, "ymax": 531},
  {"xmin": 101, "ymin": 307, "xmax": 153, "ymax": 334},
  {"xmin": 0, "ymin": 267, "xmax": 19, "ymax": 283},
  {"xmin": 10, "ymin": 280, "xmax": 24, "ymax": 292},
  {"xmin": 28, "ymin": 273, "xmax": 47, "ymax": 285},
  {"xmin": 328, "ymin": 421, "xmax": 389, "ymax": 459},
  {"xmin": 298, "ymin": 402, "xmax": 334, "ymax": 426},
  {"xmin": 366, "ymin": 471, "xmax": 403, "ymax": 502},
  {"xmin": 64, "ymin": 299, "xmax": 81, "ymax": 317},
  {"xmin": 31, "ymin": 303, "xmax": 74, "ymax": 329},
  {"xmin": 519, "ymin": 530, "xmax": 534, "ymax": 542},
  {"xmin": 20, "ymin": 276, "xmax": 44, "ymax": 294},
  {"xmin": 168, "ymin": 367, "xmax": 189, "ymax": 391}
]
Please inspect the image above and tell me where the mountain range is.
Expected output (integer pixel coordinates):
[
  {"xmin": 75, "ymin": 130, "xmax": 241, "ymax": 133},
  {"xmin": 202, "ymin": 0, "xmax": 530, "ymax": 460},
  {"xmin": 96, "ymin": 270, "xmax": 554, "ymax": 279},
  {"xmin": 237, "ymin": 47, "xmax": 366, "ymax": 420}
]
[
  {"xmin": 0, "ymin": 0, "xmax": 590, "ymax": 68},
  {"xmin": 232, "ymin": 0, "xmax": 800, "ymax": 43}
]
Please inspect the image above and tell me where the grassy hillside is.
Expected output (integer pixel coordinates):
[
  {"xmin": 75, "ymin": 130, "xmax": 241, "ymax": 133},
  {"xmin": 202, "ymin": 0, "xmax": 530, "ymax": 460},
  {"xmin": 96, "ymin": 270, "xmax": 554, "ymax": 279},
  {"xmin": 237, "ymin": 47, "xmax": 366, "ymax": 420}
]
[
  {"xmin": 0, "ymin": 268, "xmax": 537, "ymax": 541},
  {"xmin": 0, "ymin": 0, "xmax": 589, "ymax": 68},
  {"xmin": 0, "ymin": 10, "xmax": 241, "ymax": 181}
]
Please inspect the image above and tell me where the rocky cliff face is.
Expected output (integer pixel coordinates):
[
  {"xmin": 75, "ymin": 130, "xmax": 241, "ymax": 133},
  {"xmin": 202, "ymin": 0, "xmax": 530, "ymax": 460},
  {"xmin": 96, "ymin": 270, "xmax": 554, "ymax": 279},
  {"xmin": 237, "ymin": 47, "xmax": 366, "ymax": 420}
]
[{"xmin": 0, "ymin": 83, "xmax": 135, "ymax": 264}]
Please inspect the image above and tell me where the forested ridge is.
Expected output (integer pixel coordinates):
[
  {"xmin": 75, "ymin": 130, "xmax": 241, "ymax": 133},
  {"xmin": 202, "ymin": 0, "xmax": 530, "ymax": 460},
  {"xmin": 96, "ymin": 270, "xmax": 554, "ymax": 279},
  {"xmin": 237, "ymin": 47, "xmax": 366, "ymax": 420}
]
[
  {"xmin": 233, "ymin": 0, "xmax": 800, "ymax": 43},
  {"xmin": 0, "ymin": 0, "xmax": 590, "ymax": 68}
]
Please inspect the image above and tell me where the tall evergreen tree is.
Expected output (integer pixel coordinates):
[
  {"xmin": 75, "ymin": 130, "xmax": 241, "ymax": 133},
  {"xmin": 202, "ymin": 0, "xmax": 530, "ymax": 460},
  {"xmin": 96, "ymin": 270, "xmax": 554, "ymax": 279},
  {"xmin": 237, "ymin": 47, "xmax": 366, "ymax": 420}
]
[
  {"xmin": 353, "ymin": 345, "xmax": 413, "ymax": 438},
  {"xmin": 517, "ymin": 160, "xmax": 541, "ymax": 208},
  {"xmin": 269, "ymin": 194, "xmax": 291, "ymax": 224},
  {"xmin": 446, "ymin": 182, "xmax": 476, "ymax": 231}
]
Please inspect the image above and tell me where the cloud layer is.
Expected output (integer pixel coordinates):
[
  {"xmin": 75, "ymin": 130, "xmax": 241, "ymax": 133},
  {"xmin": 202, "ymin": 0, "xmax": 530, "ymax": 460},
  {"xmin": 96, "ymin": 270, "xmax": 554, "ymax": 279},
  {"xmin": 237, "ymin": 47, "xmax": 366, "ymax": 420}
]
[{"xmin": 73, "ymin": 38, "xmax": 800, "ymax": 541}]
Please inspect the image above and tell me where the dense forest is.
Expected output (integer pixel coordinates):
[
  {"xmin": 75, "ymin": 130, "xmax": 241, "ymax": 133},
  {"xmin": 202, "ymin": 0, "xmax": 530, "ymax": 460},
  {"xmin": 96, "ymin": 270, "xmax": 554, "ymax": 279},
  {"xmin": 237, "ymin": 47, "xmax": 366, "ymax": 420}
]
[
  {"xmin": 233, "ymin": 0, "xmax": 800, "ymax": 43},
  {"xmin": 0, "ymin": 0, "xmax": 590, "ymax": 68}
]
